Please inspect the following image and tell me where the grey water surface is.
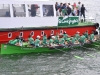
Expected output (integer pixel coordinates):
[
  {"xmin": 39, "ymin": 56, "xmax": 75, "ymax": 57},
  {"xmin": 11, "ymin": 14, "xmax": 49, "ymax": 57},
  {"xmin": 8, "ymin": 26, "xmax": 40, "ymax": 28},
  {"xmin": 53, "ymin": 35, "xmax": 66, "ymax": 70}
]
[
  {"xmin": 0, "ymin": 0, "xmax": 100, "ymax": 75},
  {"xmin": 1, "ymin": 47, "xmax": 100, "ymax": 75}
]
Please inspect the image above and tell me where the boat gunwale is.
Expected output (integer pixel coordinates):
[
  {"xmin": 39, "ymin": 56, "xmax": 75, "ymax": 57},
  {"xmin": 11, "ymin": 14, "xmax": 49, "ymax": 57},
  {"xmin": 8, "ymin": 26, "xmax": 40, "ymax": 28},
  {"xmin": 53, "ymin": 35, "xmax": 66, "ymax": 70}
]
[{"xmin": 0, "ymin": 24, "xmax": 95, "ymax": 32}]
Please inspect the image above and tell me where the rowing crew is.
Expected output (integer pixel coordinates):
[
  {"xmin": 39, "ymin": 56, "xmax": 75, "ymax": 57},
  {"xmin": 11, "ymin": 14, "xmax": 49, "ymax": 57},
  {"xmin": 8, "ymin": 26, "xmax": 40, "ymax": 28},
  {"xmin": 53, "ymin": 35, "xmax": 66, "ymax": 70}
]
[{"xmin": 8, "ymin": 30, "xmax": 97, "ymax": 47}]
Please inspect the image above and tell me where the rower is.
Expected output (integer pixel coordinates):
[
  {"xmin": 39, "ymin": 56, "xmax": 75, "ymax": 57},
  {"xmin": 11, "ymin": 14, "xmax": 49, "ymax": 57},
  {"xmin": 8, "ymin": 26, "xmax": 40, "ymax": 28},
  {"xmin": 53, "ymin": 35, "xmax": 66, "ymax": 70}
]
[
  {"xmin": 89, "ymin": 31, "xmax": 95, "ymax": 42},
  {"xmin": 59, "ymin": 35, "xmax": 65, "ymax": 46},
  {"xmin": 66, "ymin": 37, "xmax": 71, "ymax": 43},
  {"xmin": 49, "ymin": 36, "xmax": 55, "ymax": 46},
  {"xmin": 63, "ymin": 31, "xmax": 69, "ymax": 41},
  {"xmin": 71, "ymin": 36, "xmax": 77, "ymax": 44},
  {"xmin": 42, "ymin": 33, "xmax": 47, "ymax": 46},
  {"xmin": 67, "ymin": 36, "xmax": 79, "ymax": 47},
  {"xmin": 54, "ymin": 33, "xmax": 59, "ymax": 44},
  {"xmin": 75, "ymin": 31, "xmax": 80, "ymax": 41},
  {"xmin": 35, "ymin": 35, "xmax": 41, "ymax": 47},
  {"xmin": 28, "ymin": 35, "xmax": 35, "ymax": 46},
  {"xmin": 18, "ymin": 36, "xmax": 24, "ymax": 46},
  {"xmin": 8, "ymin": 36, "xmax": 19, "ymax": 46},
  {"xmin": 84, "ymin": 30, "xmax": 88, "ymax": 39},
  {"xmin": 79, "ymin": 33, "xmax": 86, "ymax": 45}
]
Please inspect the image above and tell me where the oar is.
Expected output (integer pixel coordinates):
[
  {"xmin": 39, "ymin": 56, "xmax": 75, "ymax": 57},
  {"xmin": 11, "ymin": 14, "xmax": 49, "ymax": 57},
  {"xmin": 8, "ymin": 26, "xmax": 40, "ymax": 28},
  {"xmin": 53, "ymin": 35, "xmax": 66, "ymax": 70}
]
[
  {"xmin": 87, "ymin": 54, "xmax": 95, "ymax": 58},
  {"xmin": 80, "ymin": 46, "xmax": 96, "ymax": 51},
  {"xmin": 51, "ymin": 44, "xmax": 79, "ymax": 53},
  {"xmin": 51, "ymin": 46, "xmax": 85, "ymax": 60},
  {"xmin": 77, "ymin": 43, "xmax": 99, "ymax": 51},
  {"xmin": 83, "ymin": 43, "xmax": 100, "ymax": 50},
  {"xmin": 74, "ymin": 55, "xmax": 84, "ymax": 60},
  {"xmin": 67, "ymin": 43, "xmax": 93, "ymax": 51},
  {"xmin": 65, "ymin": 44, "xmax": 83, "ymax": 51},
  {"xmin": 51, "ymin": 46, "xmax": 68, "ymax": 53}
]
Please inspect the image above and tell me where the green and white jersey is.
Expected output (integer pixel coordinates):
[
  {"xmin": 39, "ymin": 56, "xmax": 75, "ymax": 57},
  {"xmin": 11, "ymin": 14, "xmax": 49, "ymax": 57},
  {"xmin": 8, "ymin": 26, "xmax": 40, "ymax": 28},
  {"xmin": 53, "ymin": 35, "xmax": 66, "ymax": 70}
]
[
  {"xmin": 43, "ymin": 36, "xmax": 47, "ymax": 44},
  {"xmin": 84, "ymin": 32, "xmax": 88, "ymax": 38},
  {"xmin": 79, "ymin": 35, "xmax": 86, "ymax": 43},
  {"xmin": 54, "ymin": 35, "xmax": 59, "ymax": 43},
  {"xmin": 49, "ymin": 39, "xmax": 54, "ymax": 44},
  {"xmin": 9, "ymin": 40, "xmax": 13, "ymax": 44},
  {"xmin": 59, "ymin": 38, "xmax": 65, "ymax": 44},
  {"xmin": 90, "ymin": 34, "xmax": 94, "ymax": 41},
  {"xmin": 71, "ymin": 37, "xmax": 77, "ymax": 44},
  {"xmin": 66, "ymin": 38, "xmax": 71, "ymax": 42},
  {"xmin": 10, "ymin": 39, "xmax": 19, "ymax": 45},
  {"xmin": 28, "ymin": 37, "xmax": 34, "ymax": 44},
  {"xmin": 75, "ymin": 34, "xmax": 80, "ymax": 40},
  {"xmin": 63, "ymin": 34, "xmax": 68, "ymax": 41},
  {"xmin": 35, "ymin": 39, "xmax": 40, "ymax": 47}
]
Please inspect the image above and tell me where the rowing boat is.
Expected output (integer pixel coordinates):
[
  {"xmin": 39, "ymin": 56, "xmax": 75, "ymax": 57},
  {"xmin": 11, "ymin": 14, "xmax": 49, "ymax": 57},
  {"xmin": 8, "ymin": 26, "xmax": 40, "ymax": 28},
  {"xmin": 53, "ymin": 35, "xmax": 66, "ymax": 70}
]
[{"xmin": 1, "ymin": 41, "xmax": 99, "ymax": 54}]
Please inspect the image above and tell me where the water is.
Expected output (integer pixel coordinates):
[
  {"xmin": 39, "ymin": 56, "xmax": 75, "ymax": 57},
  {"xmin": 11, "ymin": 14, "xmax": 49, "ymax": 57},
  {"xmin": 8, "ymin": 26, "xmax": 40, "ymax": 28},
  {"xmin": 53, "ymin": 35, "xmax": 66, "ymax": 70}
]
[
  {"xmin": 1, "ymin": 48, "xmax": 100, "ymax": 75},
  {"xmin": 0, "ymin": 0, "xmax": 100, "ymax": 75}
]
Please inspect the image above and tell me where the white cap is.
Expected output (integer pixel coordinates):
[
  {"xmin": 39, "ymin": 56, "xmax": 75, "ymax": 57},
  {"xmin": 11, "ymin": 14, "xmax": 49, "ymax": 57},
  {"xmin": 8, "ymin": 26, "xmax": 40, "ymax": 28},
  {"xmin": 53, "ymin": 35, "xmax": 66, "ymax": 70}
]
[
  {"xmin": 52, "ymin": 36, "xmax": 55, "ymax": 39},
  {"xmin": 76, "ymin": 31, "xmax": 80, "ymax": 33},
  {"xmin": 64, "ymin": 31, "xmax": 66, "ymax": 33},
  {"xmin": 37, "ymin": 35, "xmax": 40, "ymax": 38}
]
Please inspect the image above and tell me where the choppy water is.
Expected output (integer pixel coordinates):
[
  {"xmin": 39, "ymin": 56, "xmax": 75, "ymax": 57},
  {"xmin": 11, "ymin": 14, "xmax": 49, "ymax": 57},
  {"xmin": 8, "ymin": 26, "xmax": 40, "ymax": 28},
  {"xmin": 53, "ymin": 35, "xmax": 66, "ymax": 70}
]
[
  {"xmin": 1, "ymin": 47, "xmax": 100, "ymax": 75},
  {"xmin": 0, "ymin": 0, "xmax": 100, "ymax": 75}
]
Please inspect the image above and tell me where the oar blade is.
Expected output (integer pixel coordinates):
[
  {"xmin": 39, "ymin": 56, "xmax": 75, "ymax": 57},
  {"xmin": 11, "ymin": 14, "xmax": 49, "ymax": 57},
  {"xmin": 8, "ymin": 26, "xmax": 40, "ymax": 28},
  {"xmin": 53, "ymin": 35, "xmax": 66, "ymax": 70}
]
[{"xmin": 74, "ymin": 55, "xmax": 84, "ymax": 60}]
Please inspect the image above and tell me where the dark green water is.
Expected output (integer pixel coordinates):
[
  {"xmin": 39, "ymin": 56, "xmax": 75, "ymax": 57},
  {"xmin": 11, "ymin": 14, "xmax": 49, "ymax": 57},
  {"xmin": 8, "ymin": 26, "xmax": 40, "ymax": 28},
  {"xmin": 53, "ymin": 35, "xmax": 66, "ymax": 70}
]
[{"xmin": 0, "ymin": 45, "xmax": 100, "ymax": 75}]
